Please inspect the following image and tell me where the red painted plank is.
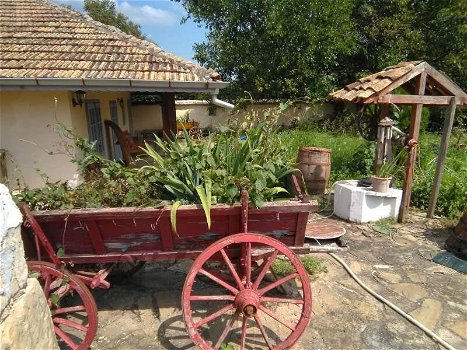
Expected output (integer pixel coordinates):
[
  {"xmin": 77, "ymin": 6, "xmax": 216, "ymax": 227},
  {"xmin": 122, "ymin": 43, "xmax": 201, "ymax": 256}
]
[
  {"xmin": 294, "ymin": 212, "xmax": 308, "ymax": 246},
  {"xmin": 84, "ymin": 221, "xmax": 107, "ymax": 255}
]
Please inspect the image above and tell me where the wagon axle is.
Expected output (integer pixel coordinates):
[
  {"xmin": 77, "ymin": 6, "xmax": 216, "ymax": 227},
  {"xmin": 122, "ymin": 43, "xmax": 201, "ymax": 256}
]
[{"xmin": 235, "ymin": 288, "xmax": 260, "ymax": 317}]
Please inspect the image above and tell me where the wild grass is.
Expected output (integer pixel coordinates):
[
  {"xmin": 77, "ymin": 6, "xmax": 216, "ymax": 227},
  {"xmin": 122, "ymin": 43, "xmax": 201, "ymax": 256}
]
[
  {"xmin": 279, "ymin": 128, "xmax": 467, "ymax": 218},
  {"xmin": 271, "ymin": 255, "xmax": 327, "ymax": 276},
  {"xmin": 279, "ymin": 129, "xmax": 369, "ymax": 183}
]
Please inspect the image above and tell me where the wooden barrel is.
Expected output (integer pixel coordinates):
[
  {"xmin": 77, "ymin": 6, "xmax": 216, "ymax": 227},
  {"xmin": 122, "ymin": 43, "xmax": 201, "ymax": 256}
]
[{"xmin": 297, "ymin": 147, "xmax": 331, "ymax": 195}]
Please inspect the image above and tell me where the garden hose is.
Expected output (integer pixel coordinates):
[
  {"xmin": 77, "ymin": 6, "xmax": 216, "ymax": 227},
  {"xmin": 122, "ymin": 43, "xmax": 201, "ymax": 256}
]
[{"xmin": 328, "ymin": 252, "xmax": 458, "ymax": 350}]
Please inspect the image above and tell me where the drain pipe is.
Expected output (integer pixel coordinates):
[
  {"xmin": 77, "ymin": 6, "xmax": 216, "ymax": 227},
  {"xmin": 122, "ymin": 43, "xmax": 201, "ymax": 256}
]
[{"xmin": 211, "ymin": 89, "xmax": 235, "ymax": 109}]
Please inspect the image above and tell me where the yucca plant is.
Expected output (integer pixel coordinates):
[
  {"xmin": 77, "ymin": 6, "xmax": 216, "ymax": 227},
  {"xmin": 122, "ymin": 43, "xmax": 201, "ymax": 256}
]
[{"xmin": 140, "ymin": 118, "xmax": 296, "ymax": 232}]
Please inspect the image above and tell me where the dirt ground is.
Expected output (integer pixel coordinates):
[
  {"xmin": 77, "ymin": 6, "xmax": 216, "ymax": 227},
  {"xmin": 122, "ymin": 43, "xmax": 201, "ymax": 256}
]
[{"xmin": 89, "ymin": 211, "xmax": 467, "ymax": 350}]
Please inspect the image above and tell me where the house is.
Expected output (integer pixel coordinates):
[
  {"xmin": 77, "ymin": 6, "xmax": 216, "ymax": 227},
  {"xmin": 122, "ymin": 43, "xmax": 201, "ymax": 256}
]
[{"xmin": 0, "ymin": 0, "xmax": 229, "ymax": 188}]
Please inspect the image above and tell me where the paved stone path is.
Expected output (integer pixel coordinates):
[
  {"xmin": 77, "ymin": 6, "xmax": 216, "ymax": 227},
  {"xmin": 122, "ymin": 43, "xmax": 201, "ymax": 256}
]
[{"xmin": 91, "ymin": 212, "xmax": 467, "ymax": 349}]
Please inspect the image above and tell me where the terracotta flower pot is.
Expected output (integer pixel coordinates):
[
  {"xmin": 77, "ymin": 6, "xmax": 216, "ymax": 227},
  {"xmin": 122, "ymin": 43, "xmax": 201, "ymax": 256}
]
[{"xmin": 371, "ymin": 175, "xmax": 391, "ymax": 193}]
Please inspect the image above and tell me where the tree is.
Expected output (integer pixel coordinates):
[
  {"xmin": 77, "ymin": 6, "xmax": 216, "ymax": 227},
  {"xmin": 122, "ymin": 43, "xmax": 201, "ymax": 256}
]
[
  {"xmin": 176, "ymin": 0, "xmax": 466, "ymax": 100},
  {"xmin": 350, "ymin": 0, "xmax": 425, "ymax": 75},
  {"xmin": 84, "ymin": 0, "xmax": 145, "ymax": 39},
  {"xmin": 177, "ymin": 0, "xmax": 357, "ymax": 100},
  {"xmin": 412, "ymin": 0, "xmax": 466, "ymax": 90}
]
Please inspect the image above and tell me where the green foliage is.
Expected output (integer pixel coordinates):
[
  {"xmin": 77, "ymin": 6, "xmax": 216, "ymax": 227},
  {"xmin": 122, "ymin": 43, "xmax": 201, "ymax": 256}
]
[
  {"xmin": 271, "ymin": 256, "xmax": 327, "ymax": 276},
  {"xmin": 280, "ymin": 128, "xmax": 467, "ymax": 218},
  {"xmin": 351, "ymin": 0, "xmax": 425, "ymax": 74},
  {"xmin": 279, "ymin": 129, "xmax": 368, "ymax": 183},
  {"xmin": 177, "ymin": 0, "xmax": 356, "ymax": 100},
  {"xmin": 410, "ymin": 133, "xmax": 467, "ymax": 218},
  {"xmin": 220, "ymin": 344, "xmax": 234, "ymax": 350},
  {"xmin": 374, "ymin": 148, "xmax": 407, "ymax": 178},
  {"xmin": 141, "ymin": 110, "xmax": 295, "ymax": 227},
  {"xmin": 14, "ymin": 133, "xmax": 162, "ymax": 210},
  {"xmin": 392, "ymin": 105, "xmax": 430, "ymax": 133},
  {"xmin": 177, "ymin": 0, "xmax": 466, "ymax": 99},
  {"xmin": 84, "ymin": 0, "xmax": 146, "ymax": 39},
  {"xmin": 347, "ymin": 141, "xmax": 376, "ymax": 177}
]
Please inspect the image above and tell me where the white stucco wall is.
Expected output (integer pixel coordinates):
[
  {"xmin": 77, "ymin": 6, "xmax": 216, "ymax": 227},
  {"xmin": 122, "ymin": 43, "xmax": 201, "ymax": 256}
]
[
  {"xmin": 0, "ymin": 91, "xmax": 77, "ymax": 188},
  {"xmin": 175, "ymin": 100, "xmax": 335, "ymax": 130},
  {"xmin": 131, "ymin": 104, "xmax": 163, "ymax": 131},
  {"xmin": 0, "ymin": 90, "xmax": 130, "ymax": 189}
]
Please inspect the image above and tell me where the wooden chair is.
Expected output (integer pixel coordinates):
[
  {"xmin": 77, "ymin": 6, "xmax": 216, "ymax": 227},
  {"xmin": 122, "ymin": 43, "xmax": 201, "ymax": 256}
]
[{"xmin": 104, "ymin": 120, "xmax": 145, "ymax": 166}]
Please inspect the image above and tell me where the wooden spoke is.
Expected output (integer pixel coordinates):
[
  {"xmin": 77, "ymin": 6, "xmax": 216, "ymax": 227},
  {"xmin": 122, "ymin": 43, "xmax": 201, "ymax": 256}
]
[
  {"xmin": 189, "ymin": 295, "xmax": 236, "ymax": 302},
  {"xmin": 183, "ymin": 233, "xmax": 312, "ymax": 350},
  {"xmin": 259, "ymin": 272, "xmax": 298, "ymax": 296},
  {"xmin": 194, "ymin": 303, "xmax": 235, "ymax": 329},
  {"xmin": 53, "ymin": 317, "xmax": 88, "ymax": 332},
  {"xmin": 199, "ymin": 268, "xmax": 239, "ymax": 295},
  {"xmin": 258, "ymin": 304, "xmax": 296, "ymax": 331},
  {"xmin": 220, "ymin": 248, "xmax": 244, "ymax": 291},
  {"xmin": 214, "ymin": 310, "xmax": 240, "ymax": 350},
  {"xmin": 253, "ymin": 314, "xmax": 274, "ymax": 350},
  {"xmin": 54, "ymin": 326, "xmax": 78, "ymax": 350},
  {"xmin": 261, "ymin": 296, "xmax": 304, "ymax": 304},
  {"xmin": 245, "ymin": 242, "xmax": 252, "ymax": 288},
  {"xmin": 53, "ymin": 305, "xmax": 87, "ymax": 315},
  {"xmin": 27, "ymin": 261, "xmax": 98, "ymax": 350},
  {"xmin": 252, "ymin": 249, "xmax": 279, "ymax": 289},
  {"xmin": 241, "ymin": 315, "xmax": 247, "ymax": 349}
]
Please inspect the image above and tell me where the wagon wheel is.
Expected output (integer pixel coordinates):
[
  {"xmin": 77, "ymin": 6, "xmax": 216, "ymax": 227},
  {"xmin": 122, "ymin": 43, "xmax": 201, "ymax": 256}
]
[
  {"xmin": 27, "ymin": 261, "xmax": 98, "ymax": 350},
  {"xmin": 182, "ymin": 233, "xmax": 312, "ymax": 350},
  {"xmin": 357, "ymin": 104, "xmax": 380, "ymax": 141}
]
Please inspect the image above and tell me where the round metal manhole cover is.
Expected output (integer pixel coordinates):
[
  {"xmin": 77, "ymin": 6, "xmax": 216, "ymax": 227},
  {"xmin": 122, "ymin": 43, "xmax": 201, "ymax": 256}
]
[{"xmin": 305, "ymin": 221, "xmax": 346, "ymax": 240}]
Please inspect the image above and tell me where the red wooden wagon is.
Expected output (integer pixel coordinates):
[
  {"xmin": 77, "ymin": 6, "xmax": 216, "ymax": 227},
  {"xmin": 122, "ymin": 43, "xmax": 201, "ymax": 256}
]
[{"xmin": 20, "ymin": 192, "xmax": 318, "ymax": 350}]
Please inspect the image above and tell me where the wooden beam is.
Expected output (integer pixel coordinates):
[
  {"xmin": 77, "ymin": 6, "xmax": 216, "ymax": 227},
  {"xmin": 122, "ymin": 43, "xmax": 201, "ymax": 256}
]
[
  {"xmin": 375, "ymin": 94, "xmax": 464, "ymax": 106},
  {"xmin": 425, "ymin": 63, "xmax": 467, "ymax": 100},
  {"xmin": 427, "ymin": 97, "xmax": 456, "ymax": 218},
  {"xmin": 161, "ymin": 92, "xmax": 177, "ymax": 138},
  {"xmin": 398, "ymin": 72, "xmax": 427, "ymax": 222},
  {"xmin": 365, "ymin": 62, "xmax": 426, "ymax": 104}
]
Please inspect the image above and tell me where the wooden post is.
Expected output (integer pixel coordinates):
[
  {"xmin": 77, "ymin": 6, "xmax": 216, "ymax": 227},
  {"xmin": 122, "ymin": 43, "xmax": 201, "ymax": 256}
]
[
  {"xmin": 398, "ymin": 72, "xmax": 427, "ymax": 222},
  {"xmin": 161, "ymin": 92, "xmax": 177, "ymax": 139},
  {"xmin": 427, "ymin": 97, "xmax": 456, "ymax": 218},
  {"xmin": 374, "ymin": 105, "xmax": 389, "ymax": 172}
]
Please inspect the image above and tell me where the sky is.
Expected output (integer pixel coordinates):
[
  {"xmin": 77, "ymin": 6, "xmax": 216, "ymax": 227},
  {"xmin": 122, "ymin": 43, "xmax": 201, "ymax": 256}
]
[{"xmin": 53, "ymin": 0, "xmax": 207, "ymax": 62}]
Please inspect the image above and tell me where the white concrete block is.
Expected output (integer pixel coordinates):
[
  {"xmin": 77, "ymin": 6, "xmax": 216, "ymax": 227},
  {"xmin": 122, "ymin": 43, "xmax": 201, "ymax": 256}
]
[{"xmin": 334, "ymin": 180, "xmax": 402, "ymax": 223}]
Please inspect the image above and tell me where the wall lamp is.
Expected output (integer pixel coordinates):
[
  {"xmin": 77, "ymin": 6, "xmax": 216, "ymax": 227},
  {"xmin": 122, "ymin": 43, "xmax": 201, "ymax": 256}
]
[{"xmin": 72, "ymin": 90, "xmax": 86, "ymax": 107}]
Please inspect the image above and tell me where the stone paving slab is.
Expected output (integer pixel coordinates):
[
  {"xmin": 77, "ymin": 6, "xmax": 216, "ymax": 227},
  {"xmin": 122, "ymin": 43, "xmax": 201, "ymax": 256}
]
[{"xmin": 90, "ymin": 212, "xmax": 467, "ymax": 349}]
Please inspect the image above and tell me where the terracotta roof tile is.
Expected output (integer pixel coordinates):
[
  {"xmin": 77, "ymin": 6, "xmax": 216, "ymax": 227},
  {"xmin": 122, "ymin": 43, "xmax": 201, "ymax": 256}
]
[
  {"xmin": 0, "ymin": 0, "xmax": 220, "ymax": 83},
  {"xmin": 330, "ymin": 61, "xmax": 424, "ymax": 102}
]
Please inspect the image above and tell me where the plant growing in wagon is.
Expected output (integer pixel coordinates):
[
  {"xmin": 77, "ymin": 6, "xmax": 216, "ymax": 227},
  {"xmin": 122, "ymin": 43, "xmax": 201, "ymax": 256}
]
[
  {"xmin": 140, "ymin": 122, "xmax": 295, "ymax": 232},
  {"xmin": 16, "ymin": 109, "xmax": 318, "ymax": 350}
]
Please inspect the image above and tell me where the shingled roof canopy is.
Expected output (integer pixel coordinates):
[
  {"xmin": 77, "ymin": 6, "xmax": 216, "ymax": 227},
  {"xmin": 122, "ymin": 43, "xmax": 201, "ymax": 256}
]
[
  {"xmin": 330, "ymin": 61, "xmax": 466, "ymax": 107},
  {"xmin": 0, "ymin": 0, "xmax": 227, "ymax": 92},
  {"xmin": 329, "ymin": 61, "xmax": 466, "ymax": 222}
]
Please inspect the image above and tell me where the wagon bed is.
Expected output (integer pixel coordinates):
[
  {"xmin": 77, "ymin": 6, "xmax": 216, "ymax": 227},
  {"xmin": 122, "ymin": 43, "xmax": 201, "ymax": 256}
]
[
  {"xmin": 21, "ymin": 196, "xmax": 318, "ymax": 350},
  {"xmin": 23, "ymin": 200, "xmax": 316, "ymax": 264}
]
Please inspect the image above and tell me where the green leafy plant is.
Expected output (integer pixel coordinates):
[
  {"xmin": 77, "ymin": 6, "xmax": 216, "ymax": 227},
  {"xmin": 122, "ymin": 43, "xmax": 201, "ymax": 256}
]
[
  {"xmin": 14, "ymin": 130, "xmax": 162, "ymax": 210},
  {"xmin": 374, "ymin": 148, "xmax": 407, "ymax": 179},
  {"xmin": 141, "ymin": 109, "xmax": 296, "ymax": 231},
  {"xmin": 271, "ymin": 256, "xmax": 326, "ymax": 276}
]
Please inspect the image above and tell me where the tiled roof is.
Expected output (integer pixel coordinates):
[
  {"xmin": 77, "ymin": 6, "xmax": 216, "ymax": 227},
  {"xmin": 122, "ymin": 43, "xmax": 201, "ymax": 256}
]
[
  {"xmin": 329, "ymin": 61, "xmax": 466, "ymax": 105},
  {"xmin": 330, "ymin": 61, "xmax": 424, "ymax": 102},
  {"xmin": 0, "ymin": 0, "xmax": 220, "ymax": 83}
]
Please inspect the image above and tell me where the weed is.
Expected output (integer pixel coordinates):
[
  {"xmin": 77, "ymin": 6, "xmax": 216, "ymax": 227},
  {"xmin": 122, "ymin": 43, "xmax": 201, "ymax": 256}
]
[{"xmin": 271, "ymin": 256, "xmax": 327, "ymax": 276}]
